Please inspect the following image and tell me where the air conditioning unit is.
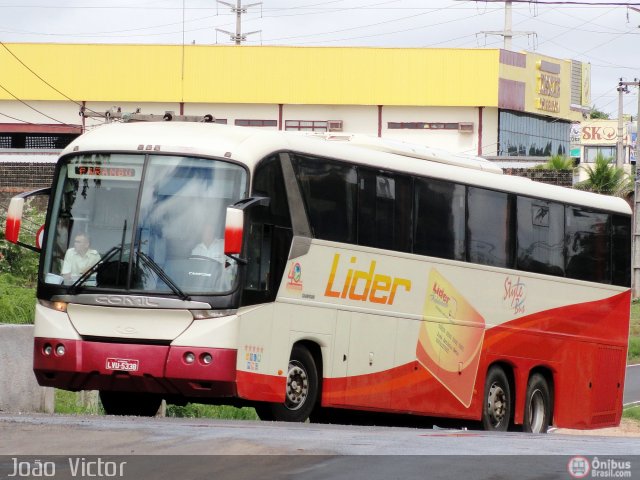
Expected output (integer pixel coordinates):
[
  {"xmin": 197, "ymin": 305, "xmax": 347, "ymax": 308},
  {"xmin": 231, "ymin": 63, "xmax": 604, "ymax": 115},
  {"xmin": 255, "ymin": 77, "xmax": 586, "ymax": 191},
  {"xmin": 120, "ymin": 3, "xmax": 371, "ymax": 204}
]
[
  {"xmin": 328, "ymin": 120, "xmax": 343, "ymax": 132},
  {"xmin": 458, "ymin": 122, "xmax": 474, "ymax": 133}
]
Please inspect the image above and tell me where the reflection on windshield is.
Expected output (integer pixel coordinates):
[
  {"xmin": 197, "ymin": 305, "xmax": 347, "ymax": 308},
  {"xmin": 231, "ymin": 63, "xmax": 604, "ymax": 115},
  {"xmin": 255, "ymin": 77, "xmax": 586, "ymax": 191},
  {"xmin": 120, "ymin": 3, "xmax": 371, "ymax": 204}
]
[{"xmin": 43, "ymin": 153, "xmax": 247, "ymax": 295}]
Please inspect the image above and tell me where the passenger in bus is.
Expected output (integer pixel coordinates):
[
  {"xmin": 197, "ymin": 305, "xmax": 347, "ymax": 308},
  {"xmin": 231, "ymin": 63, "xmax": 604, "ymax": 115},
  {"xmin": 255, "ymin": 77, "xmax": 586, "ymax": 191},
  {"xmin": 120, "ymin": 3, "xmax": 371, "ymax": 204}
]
[{"xmin": 61, "ymin": 233, "xmax": 101, "ymax": 283}]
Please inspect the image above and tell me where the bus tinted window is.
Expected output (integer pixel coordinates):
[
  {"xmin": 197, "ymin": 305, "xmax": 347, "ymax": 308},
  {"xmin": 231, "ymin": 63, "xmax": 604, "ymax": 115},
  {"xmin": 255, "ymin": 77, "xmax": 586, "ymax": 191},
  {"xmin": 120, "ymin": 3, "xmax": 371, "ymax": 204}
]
[
  {"xmin": 292, "ymin": 155, "xmax": 357, "ymax": 243},
  {"xmin": 612, "ymin": 214, "xmax": 631, "ymax": 287},
  {"xmin": 413, "ymin": 178, "xmax": 465, "ymax": 261},
  {"xmin": 358, "ymin": 168, "xmax": 412, "ymax": 252},
  {"xmin": 565, "ymin": 207, "xmax": 611, "ymax": 283},
  {"xmin": 467, "ymin": 187, "xmax": 513, "ymax": 268},
  {"xmin": 516, "ymin": 197, "xmax": 565, "ymax": 277},
  {"xmin": 252, "ymin": 156, "xmax": 292, "ymax": 228}
]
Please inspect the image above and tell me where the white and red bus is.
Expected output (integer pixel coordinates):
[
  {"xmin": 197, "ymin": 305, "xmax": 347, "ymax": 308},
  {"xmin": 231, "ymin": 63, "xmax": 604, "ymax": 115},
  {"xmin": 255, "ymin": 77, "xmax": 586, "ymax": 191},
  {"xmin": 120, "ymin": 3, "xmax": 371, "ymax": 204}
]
[{"xmin": 6, "ymin": 121, "xmax": 631, "ymax": 432}]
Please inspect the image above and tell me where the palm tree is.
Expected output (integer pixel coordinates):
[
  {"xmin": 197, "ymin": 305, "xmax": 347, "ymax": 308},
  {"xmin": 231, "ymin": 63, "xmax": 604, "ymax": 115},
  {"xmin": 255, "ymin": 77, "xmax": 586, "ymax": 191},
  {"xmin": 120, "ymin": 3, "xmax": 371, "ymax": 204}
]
[
  {"xmin": 574, "ymin": 152, "xmax": 633, "ymax": 197},
  {"xmin": 534, "ymin": 154, "xmax": 575, "ymax": 170}
]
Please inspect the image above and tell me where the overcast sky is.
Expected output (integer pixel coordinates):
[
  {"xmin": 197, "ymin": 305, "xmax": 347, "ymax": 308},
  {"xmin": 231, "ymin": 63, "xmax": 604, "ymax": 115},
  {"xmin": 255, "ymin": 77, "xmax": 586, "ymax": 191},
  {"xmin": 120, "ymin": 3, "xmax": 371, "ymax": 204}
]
[{"xmin": 0, "ymin": 0, "xmax": 639, "ymax": 118}]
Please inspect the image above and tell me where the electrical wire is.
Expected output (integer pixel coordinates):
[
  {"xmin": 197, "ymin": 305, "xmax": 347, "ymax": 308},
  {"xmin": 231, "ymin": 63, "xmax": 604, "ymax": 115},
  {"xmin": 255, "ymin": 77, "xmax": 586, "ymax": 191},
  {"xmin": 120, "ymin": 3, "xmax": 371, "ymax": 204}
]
[
  {"xmin": 0, "ymin": 82, "xmax": 78, "ymax": 127},
  {"xmin": 0, "ymin": 42, "xmax": 104, "ymax": 118}
]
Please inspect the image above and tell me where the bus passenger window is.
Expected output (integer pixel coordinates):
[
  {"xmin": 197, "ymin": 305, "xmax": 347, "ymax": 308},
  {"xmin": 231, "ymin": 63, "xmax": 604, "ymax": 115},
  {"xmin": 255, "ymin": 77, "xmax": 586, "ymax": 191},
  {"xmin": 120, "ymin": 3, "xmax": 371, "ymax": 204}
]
[
  {"xmin": 565, "ymin": 207, "xmax": 611, "ymax": 284},
  {"xmin": 611, "ymin": 214, "xmax": 631, "ymax": 287},
  {"xmin": 467, "ymin": 187, "xmax": 513, "ymax": 268},
  {"xmin": 357, "ymin": 168, "xmax": 412, "ymax": 252},
  {"xmin": 291, "ymin": 155, "xmax": 357, "ymax": 243},
  {"xmin": 413, "ymin": 178, "xmax": 465, "ymax": 261},
  {"xmin": 516, "ymin": 197, "xmax": 564, "ymax": 277}
]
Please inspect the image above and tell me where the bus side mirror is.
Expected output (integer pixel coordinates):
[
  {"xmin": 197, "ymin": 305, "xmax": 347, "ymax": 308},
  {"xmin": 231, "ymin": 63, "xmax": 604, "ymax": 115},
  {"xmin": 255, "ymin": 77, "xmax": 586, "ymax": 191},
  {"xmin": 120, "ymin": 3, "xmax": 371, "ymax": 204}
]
[
  {"xmin": 224, "ymin": 196, "xmax": 270, "ymax": 256},
  {"xmin": 4, "ymin": 187, "xmax": 50, "ymax": 252},
  {"xmin": 5, "ymin": 197, "xmax": 24, "ymax": 243},
  {"xmin": 224, "ymin": 207, "xmax": 244, "ymax": 256}
]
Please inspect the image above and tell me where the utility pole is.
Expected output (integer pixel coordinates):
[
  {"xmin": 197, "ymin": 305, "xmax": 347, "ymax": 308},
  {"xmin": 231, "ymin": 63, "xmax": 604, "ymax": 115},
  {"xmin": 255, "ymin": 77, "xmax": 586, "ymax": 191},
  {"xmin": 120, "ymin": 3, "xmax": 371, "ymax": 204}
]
[
  {"xmin": 617, "ymin": 80, "xmax": 640, "ymax": 167},
  {"xmin": 216, "ymin": 1, "xmax": 262, "ymax": 45},
  {"xmin": 632, "ymin": 78, "xmax": 640, "ymax": 299},
  {"xmin": 471, "ymin": 0, "xmax": 535, "ymax": 50},
  {"xmin": 636, "ymin": 78, "xmax": 640, "ymax": 171},
  {"xmin": 617, "ymin": 80, "xmax": 630, "ymax": 168}
]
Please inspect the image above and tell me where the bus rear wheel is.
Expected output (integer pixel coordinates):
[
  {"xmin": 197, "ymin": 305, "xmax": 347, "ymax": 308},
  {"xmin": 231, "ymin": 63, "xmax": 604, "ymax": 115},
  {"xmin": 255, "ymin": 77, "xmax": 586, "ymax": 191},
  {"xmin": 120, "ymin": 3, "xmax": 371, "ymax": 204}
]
[
  {"xmin": 255, "ymin": 345, "xmax": 319, "ymax": 422},
  {"xmin": 99, "ymin": 391, "xmax": 162, "ymax": 417},
  {"xmin": 482, "ymin": 366, "xmax": 512, "ymax": 432},
  {"xmin": 523, "ymin": 374, "xmax": 551, "ymax": 434}
]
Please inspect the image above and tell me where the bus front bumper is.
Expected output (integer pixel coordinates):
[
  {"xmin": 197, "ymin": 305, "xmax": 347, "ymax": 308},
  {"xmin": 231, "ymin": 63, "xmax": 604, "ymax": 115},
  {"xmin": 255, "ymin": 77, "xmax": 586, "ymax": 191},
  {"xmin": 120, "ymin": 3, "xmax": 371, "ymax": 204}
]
[{"xmin": 33, "ymin": 337, "xmax": 238, "ymax": 397}]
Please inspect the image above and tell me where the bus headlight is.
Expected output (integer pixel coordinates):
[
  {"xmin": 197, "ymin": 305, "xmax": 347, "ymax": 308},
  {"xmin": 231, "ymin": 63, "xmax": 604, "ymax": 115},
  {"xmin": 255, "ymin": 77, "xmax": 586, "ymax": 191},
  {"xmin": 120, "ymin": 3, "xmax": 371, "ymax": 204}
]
[
  {"xmin": 190, "ymin": 309, "xmax": 236, "ymax": 320},
  {"xmin": 38, "ymin": 299, "xmax": 68, "ymax": 313}
]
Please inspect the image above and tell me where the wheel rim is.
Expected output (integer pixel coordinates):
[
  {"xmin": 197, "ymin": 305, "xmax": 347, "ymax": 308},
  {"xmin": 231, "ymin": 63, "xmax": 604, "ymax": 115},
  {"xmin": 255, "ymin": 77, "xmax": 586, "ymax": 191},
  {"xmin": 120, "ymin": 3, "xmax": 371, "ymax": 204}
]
[
  {"xmin": 285, "ymin": 360, "xmax": 309, "ymax": 411},
  {"xmin": 527, "ymin": 388, "xmax": 546, "ymax": 433},
  {"xmin": 487, "ymin": 382, "xmax": 507, "ymax": 428}
]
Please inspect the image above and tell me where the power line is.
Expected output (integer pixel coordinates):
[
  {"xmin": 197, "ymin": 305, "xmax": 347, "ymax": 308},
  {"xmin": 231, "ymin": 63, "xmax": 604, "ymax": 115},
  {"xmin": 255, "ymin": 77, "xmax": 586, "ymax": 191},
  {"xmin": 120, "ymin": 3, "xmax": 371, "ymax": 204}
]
[
  {"xmin": 475, "ymin": 1, "xmax": 640, "ymax": 4},
  {"xmin": 0, "ymin": 42, "xmax": 104, "ymax": 118},
  {"xmin": 0, "ymin": 81, "xmax": 76, "ymax": 127}
]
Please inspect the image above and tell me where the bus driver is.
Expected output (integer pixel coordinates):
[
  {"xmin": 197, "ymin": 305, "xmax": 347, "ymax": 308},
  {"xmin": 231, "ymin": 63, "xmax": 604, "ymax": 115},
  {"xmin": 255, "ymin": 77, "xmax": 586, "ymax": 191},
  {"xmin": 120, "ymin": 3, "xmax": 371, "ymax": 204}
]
[
  {"xmin": 191, "ymin": 223, "xmax": 233, "ymax": 290},
  {"xmin": 61, "ymin": 232, "xmax": 101, "ymax": 283}
]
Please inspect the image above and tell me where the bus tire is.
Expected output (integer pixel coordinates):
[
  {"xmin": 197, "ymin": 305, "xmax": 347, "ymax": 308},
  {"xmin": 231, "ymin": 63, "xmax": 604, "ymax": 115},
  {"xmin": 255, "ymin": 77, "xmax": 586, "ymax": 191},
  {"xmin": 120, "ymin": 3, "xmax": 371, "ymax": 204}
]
[
  {"xmin": 256, "ymin": 345, "xmax": 319, "ymax": 423},
  {"xmin": 523, "ymin": 373, "xmax": 551, "ymax": 434},
  {"xmin": 99, "ymin": 391, "xmax": 162, "ymax": 417},
  {"xmin": 482, "ymin": 366, "xmax": 511, "ymax": 432}
]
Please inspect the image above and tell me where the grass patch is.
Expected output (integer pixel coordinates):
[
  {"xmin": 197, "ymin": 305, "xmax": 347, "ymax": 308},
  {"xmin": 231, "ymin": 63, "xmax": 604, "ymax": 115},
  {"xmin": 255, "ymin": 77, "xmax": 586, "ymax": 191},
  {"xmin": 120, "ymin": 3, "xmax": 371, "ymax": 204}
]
[
  {"xmin": 630, "ymin": 300, "xmax": 640, "ymax": 364},
  {"xmin": 54, "ymin": 389, "xmax": 104, "ymax": 415},
  {"xmin": 166, "ymin": 403, "xmax": 258, "ymax": 420},
  {"xmin": 623, "ymin": 406, "xmax": 640, "ymax": 422},
  {"xmin": 628, "ymin": 337, "xmax": 640, "ymax": 364},
  {"xmin": 0, "ymin": 275, "xmax": 36, "ymax": 324},
  {"xmin": 54, "ymin": 390, "xmax": 258, "ymax": 420}
]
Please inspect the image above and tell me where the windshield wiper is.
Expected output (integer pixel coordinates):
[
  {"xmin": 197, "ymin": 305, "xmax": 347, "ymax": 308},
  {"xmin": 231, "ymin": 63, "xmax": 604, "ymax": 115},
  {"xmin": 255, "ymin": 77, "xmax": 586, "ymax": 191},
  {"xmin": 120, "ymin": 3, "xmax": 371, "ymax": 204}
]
[
  {"xmin": 67, "ymin": 245, "xmax": 122, "ymax": 295},
  {"xmin": 136, "ymin": 251, "xmax": 191, "ymax": 301}
]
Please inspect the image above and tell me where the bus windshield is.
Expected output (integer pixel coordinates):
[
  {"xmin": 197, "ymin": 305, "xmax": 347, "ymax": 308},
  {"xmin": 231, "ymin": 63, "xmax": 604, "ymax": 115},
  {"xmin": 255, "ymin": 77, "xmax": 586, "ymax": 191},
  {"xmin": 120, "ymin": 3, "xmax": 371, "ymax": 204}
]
[{"xmin": 42, "ymin": 153, "xmax": 247, "ymax": 296}]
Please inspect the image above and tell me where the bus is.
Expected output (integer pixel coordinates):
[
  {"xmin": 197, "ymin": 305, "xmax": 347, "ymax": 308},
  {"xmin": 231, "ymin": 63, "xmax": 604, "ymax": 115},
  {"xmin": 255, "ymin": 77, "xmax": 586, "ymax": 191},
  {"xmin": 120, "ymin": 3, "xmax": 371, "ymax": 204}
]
[{"xmin": 5, "ymin": 121, "xmax": 631, "ymax": 433}]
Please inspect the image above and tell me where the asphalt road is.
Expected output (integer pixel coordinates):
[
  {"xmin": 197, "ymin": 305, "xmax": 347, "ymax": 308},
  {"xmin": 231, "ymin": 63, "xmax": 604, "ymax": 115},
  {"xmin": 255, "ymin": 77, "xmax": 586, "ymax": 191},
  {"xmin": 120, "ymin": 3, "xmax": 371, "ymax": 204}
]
[
  {"xmin": 625, "ymin": 364, "xmax": 640, "ymax": 406},
  {"xmin": 1, "ymin": 414, "xmax": 639, "ymax": 479},
  {"xmin": 0, "ymin": 413, "xmax": 638, "ymax": 460}
]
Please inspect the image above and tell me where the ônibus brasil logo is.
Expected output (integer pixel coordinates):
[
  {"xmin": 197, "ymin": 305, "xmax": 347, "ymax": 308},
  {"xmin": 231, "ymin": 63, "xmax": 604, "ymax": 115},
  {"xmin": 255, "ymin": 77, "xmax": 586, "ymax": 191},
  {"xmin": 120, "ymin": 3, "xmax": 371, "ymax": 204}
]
[
  {"xmin": 567, "ymin": 457, "xmax": 590, "ymax": 478},
  {"xmin": 567, "ymin": 456, "xmax": 632, "ymax": 478}
]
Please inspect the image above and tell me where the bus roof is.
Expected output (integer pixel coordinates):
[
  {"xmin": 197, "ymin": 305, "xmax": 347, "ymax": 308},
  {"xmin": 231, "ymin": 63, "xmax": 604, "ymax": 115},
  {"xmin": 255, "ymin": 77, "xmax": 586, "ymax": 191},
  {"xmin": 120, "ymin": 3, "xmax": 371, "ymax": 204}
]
[{"xmin": 62, "ymin": 122, "xmax": 632, "ymax": 216}]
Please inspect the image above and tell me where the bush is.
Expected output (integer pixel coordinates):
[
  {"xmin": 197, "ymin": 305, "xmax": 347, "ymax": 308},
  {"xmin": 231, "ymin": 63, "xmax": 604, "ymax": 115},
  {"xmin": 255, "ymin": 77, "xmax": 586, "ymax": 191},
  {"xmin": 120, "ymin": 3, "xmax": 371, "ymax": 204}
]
[
  {"xmin": 0, "ymin": 240, "xmax": 39, "ymax": 285},
  {"xmin": 0, "ymin": 201, "xmax": 45, "ymax": 286},
  {"xmin": 0, "ymin": 274, "xmax": 36, "ymax": 324}
]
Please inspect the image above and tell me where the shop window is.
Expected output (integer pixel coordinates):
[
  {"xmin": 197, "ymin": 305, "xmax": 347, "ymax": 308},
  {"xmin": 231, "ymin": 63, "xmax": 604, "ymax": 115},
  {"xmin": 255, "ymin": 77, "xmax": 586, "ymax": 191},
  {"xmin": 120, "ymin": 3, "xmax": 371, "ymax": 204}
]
[{"xmin": 584, "ymin": 146, "xmax": 615, "ymax": 163}]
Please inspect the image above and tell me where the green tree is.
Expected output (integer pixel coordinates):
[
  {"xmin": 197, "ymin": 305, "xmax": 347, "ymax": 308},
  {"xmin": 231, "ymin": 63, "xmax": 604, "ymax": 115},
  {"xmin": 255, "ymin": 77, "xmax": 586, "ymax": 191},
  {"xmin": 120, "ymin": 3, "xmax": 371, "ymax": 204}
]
[
  {"xmin": 589, "ymin": 107, "xmax": 610, "ymax": 119},
  {"xmin": 534, "ymin": 154, "xmax": 575, "ymax": 170},
  {"xmin": 574, "ymin": 152, "xmax": 633, "ymax": 197}
]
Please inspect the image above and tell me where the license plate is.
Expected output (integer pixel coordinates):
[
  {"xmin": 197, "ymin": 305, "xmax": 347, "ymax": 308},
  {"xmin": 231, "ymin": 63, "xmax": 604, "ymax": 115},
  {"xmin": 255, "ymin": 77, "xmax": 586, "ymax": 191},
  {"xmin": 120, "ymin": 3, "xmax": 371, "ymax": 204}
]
[{"xmin": 106, "ymin": 358, "xmax": 139, "ymax": 372}]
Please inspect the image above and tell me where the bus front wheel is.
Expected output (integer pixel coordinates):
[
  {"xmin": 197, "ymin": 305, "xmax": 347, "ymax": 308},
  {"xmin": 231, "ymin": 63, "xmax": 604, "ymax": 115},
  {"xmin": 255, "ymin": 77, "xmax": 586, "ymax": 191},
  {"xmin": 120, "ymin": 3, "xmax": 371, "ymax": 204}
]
[
  {"xmin": 99, "ymin": 391, "xmax": 162, "ymax": 417},
  {"xmin": 255, "ymin": 345, "xmax": 319, "ymax": 422},
  {"xmin": 523, "ymin": 374, "xmax": 551, "ymax": 434},
  {"xmin": 481, "ymin": 366, "xmax": 512, "ymax": 431}
]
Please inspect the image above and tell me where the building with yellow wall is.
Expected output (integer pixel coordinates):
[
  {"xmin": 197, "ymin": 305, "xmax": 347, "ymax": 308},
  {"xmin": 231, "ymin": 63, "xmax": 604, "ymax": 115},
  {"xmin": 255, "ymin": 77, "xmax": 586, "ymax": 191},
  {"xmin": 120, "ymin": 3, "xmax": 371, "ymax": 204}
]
[{"xmin": 0, "ymin": 43, "xmax": 589, "ymax": 165}]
